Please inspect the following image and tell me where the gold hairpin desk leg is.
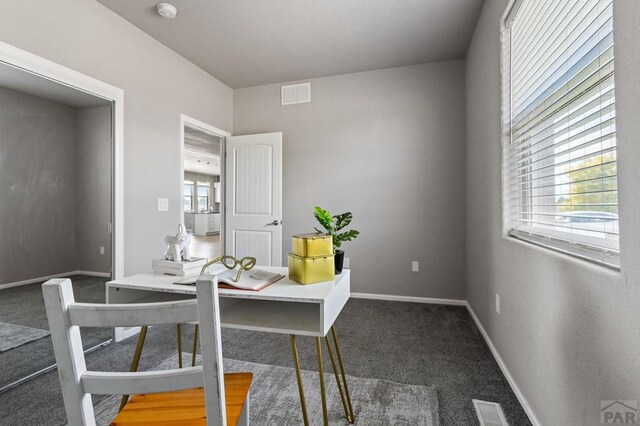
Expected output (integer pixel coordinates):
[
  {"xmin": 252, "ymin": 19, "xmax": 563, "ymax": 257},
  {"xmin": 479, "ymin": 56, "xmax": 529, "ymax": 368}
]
[
  {"xmin": 290, "ymin": 335, "xmax": 310, "ymax": 426},
  {"xmin": 176, "ymin": 323, "xmax": 183, "ymax": 368},
  {"xmin": 331, "ymin": 325, "xmax": 354, "ymax": 422},
  {"xmin": 325, "ymin": 334, "xmax": 354, "ymax": 423},
  {"xmin": 119, "ymin": 325, "xmax": 148, "ymax": 412},
  {"xmin": 316, "ymin": 337, "xmax": 329, "ymax": 426},
  {"xmin": 191, "ymin": 323, "xmax": 199, "ymax": 367}
]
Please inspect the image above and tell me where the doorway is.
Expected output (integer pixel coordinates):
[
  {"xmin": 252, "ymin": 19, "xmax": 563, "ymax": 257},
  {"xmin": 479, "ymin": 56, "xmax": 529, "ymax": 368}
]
[{"xmin": 180, "ymin": 115, "xmax": 230, "ymax": 261}]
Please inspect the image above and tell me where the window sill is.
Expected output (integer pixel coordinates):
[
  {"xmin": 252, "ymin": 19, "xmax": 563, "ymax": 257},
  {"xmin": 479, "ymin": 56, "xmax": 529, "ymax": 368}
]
[{"xmin": 504, "ymin": 233, "xmax": 621, "ymax": 272}]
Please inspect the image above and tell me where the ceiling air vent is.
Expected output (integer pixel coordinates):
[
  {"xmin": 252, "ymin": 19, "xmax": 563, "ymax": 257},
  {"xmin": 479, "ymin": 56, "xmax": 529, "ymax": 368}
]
[
  {"xmin": 281, "ymin": 82, "xmax": 311, "ymax": 106},
  {"xmin": 472, "ymin": 400, "xmax": 509, "ymax": 426}
]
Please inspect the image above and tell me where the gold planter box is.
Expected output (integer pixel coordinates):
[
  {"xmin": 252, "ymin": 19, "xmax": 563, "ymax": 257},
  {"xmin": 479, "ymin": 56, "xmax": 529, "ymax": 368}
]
[
  {"xmin": 292, "ymin": 233, "xmax": 333, "ymax": 257},
  {"xmin": 288, "ymin": 253, "xmax": 335, "ymax": 285}
]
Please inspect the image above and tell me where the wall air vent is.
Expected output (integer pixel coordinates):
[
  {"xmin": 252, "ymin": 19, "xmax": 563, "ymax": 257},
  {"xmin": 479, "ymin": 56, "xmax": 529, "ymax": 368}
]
[
  {"xmin": 472, "ymin": 400, "xmax": 509, "ymax": 426},
  {"xmin": 281, "ymin": 82, "xmax": 311, "ymax": 106}
]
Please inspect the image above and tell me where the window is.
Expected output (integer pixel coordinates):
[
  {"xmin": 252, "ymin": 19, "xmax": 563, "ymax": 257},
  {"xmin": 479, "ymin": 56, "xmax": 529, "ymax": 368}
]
[
  {"xmin": 501, "ymin": 0, "xmax": 618, "ymax": 267},
  {"xmin": 197, "ymin": 182, "xmax": 210, "ymax": 212},
  {"xmin": 183, "ymin": 181, "xmax": 194, "ymax": 212}
]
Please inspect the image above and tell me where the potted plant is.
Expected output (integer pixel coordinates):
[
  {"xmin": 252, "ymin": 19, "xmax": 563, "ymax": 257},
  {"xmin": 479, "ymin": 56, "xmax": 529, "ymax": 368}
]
[{"xmin": 313, "ymin": 206, "xmax": 359, "ymax": 273}]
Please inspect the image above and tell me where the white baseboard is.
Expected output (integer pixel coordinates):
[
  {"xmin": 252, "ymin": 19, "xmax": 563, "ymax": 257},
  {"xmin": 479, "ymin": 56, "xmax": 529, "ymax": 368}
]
[
  {"xmin": 75, "ymin": 270, "xmax": 111, "ymax": 278},
  {"xmin": 0, "ymin": 271, "xmax": 78, "ymax": 290},
  {"xmin": 350, "ymin": 292, "xmax": 467, "ymax": 306},
  {"xmin": 465, "ymin": 302, "xmax": 541, "ymax": 426},
  {"xmin": 0, "ymin": 270, "xmax": 111, "ymax": 290},
  {"xmin": 351, "ymin": 291, "xmax": 538, "ymax": 425}
]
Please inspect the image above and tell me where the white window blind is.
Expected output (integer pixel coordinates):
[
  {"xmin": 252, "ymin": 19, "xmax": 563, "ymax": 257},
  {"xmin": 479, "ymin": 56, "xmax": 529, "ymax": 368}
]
[{"xmin": 501, "ymin": 0, "xmax": 619, "ymax": 267}]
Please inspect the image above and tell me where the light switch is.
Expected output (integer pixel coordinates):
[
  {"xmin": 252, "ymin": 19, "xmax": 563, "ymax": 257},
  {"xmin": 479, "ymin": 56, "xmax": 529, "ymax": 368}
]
[
  {"xmin": 343, "ymin": 257, "xmax": 350, "ymax": 269},
  {"xmin": 412, "ymin": 261, "xmax": 419, "ymax": 272},
  {"xmin": 158, "ymin": 198, "xmax": 169, "ymax": 212}
]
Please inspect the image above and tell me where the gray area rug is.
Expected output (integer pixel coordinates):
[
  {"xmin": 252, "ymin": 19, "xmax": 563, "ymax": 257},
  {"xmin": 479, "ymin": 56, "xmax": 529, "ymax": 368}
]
[
  {"xmin": 93, "ymin": 353, "xmax": 439, "ymax": 425},
  {"xmin": 0, "ymin": 322, "xmax": 50, "ymax": 352}
]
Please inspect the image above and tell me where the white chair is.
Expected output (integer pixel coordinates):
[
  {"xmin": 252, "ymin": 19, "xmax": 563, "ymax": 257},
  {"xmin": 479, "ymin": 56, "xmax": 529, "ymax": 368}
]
[{"xmin": 43, "ymin": 275, "xmax": 252, "ymax": 426}]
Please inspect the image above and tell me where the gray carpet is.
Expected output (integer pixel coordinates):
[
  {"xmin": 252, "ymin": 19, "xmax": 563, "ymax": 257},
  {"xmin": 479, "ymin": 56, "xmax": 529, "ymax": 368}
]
[
  {"xmin": 0, "ymin": 298, "xmax": 532, "ymax": 426},
  {"xmin": 93, "ymin": 353, "xmax": 439, "ymax": 425},
  {"xmin": 0, "ymin": 275, "xmax": 112, "ymax": 388},
  {"xmin": 0, "ymin": 322, "xmax": 50, "ymax": 352}
]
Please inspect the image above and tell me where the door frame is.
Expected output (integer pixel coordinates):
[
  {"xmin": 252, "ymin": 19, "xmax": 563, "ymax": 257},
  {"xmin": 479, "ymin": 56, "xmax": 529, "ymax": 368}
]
[
  {"xmin": 0, "ymin": 41, "xmax": 124, "ymax": 280},
  {"xmin": 179, "ymin": 114, "xmax": 231, "ymax": 256}
]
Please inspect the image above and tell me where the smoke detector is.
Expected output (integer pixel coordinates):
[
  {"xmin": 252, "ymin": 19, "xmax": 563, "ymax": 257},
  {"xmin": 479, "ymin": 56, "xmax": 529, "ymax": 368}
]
[{"xmin": 156, "ymin": 3, "xmax": 177, "ymax": 19}]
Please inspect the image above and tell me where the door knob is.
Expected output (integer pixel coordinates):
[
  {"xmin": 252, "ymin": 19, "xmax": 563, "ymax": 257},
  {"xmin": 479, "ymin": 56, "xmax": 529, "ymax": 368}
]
[{"xmin": 266, "ymin": 220, "xmax": 282, "ymax": 226}]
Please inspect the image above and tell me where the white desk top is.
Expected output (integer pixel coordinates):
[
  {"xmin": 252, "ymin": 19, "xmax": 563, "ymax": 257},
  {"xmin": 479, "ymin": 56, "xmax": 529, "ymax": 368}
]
[{"xmin": 108, "ymin": 267, "xmax": 350, "ymax": 304}]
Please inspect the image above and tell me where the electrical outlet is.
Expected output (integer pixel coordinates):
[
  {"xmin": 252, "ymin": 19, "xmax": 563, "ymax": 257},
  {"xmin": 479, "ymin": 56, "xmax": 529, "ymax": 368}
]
[
  {"xmin": 343, "ymin": 257, "xmax": 350, "ymax": 269},
  {"xmin": 412, "ymin": 261, "xmax": 419, "ymax": 272},
  {"xmin": 496, "ymin": 294, "xmax": 500, "ymax": 314},
  {"xmin": 157, "ymin": 198, "xmax": 169, "ymax": 211},
  {"xmin": 100, "ymin": 246, "xmax": 105, "ymax": 255}
]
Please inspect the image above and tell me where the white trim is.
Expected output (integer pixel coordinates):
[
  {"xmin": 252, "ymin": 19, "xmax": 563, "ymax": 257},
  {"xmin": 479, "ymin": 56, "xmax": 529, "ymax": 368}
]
[
  {"xmin": 0, "ymin": 271, "xmax": 78, "ymax": 290},
  {"xmin": 180, "ymin": 114, "xmax": 231, "ymax": 138},
  {"xmin": 179, "ymin": 114, "xmax": 230, "ymax": 254},
  {"xmin": 0, "ymin": 41, "xmax": 124, "ymax": 281},
  {"xmin": 350, "ymin": 291, "xmax": 539, "ymax": 425},
  {"xmin": 0, "ymin": 271, "xmax": 111, "ymax": 290},
  {"xmin": 501, "ymin": 0, "xmax": 521, "ymax": 28},
  {"xmin": 75, "ymin": 271, "xmax": 112, "ymax": 278},
  {"xmin": 350, "ymin": 292, "xmax": 467, "ymax": 306},
  {"xmin": 466, "ymin": 302, "xmax": 541, "ymax": 426}
]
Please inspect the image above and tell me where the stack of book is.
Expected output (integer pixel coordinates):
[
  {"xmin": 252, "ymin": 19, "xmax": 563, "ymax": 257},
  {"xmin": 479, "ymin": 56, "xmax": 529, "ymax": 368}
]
[{"xmin": 152, "ymin": 257, "xmax": 207, "ymax": 276}]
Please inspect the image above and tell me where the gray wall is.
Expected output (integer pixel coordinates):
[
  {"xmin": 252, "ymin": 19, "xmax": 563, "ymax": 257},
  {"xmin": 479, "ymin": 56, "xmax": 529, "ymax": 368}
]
[
  {"xmin": 465, "ymin": 1, "xmax": 640, "ymax": 425},
  {"xmin": 76, "ymin": 106, "xmax": 112, "ymax": 274},
  {"xmin": 234, "ymin": 61, "xmax": 466, "ymax": 299},
  {"xmin": 0, "ymin": 0, "xmax": 233, "ymax": 276},
  {"xmin": 0, "ymin": 86, "xmax": 78, "ymax": 283}
]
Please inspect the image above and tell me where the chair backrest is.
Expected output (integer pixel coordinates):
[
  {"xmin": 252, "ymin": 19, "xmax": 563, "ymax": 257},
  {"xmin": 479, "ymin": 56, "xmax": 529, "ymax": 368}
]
[{"xmin": 42, "ymin": 275, "xmax": 227, "ymax": 426}]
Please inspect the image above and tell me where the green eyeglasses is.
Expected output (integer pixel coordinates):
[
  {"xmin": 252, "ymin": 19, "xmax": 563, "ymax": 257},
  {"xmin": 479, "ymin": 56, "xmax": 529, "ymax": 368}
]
[{"xmin": 199, "ymin": 255, "xmax": 257, "ymax": 282}]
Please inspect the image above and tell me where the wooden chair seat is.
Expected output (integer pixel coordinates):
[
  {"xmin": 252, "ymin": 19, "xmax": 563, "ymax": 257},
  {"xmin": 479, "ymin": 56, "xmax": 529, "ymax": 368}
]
[{"xmin": 112, "ymin": 372, "xmax": 253, "ymax": 426}]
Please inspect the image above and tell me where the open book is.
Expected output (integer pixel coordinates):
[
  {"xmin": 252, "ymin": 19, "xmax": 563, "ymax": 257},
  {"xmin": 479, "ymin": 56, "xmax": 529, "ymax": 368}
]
[{"xmin": 175, "ymin": 268, "xmax": 284, "ymax": 291}]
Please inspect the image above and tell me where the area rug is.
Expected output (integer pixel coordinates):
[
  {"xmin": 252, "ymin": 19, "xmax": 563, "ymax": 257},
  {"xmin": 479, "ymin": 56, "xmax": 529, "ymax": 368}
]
[
  {"xmin": 93, "ymin": 353, "xmax": 439, "ymax": 425},
  {"xmin": 0, "ymin": 322, "xmax": 50, "ymax": 352}
]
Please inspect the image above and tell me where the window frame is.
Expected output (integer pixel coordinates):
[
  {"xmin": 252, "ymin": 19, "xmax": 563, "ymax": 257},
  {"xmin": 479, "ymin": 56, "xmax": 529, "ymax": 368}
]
[
  {"xmin": 196, "ymin": 181, "xmax": 210, "ymax": 212},
  {"xmin": 183, "ymin": 180, "xmax": 194, "ymax": 212},
  {"xmin": 500, "ymin": 0, "xmax": 620, "ymax": 269}
]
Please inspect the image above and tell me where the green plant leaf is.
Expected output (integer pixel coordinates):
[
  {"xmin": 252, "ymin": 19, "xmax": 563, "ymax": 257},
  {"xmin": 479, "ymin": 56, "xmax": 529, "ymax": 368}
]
[
  {"xmin": 313, "ymin": 206, "xmax": 334, "ymax": 233},
  {"xmin": 334, "ymin": 212, "xmax": 352, "ymax": 231},
  {"xmin": 336, "ymin": 229, "xmax": 359, "ymax": 242},
  {"xmin": 313, "ymin": 206, "xmax": 358, "ymax": 252}
]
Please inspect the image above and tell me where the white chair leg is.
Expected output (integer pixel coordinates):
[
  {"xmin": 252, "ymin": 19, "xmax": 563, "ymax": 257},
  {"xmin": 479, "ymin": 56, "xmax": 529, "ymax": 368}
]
[{"xmin": 238, "ymin": 396, "xmax": 249, "ymax": 426}]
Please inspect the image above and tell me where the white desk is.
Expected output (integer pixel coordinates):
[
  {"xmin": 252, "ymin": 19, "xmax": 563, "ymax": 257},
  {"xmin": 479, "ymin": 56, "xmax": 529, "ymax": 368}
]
[
  {"xmin": 107, "ymin": 267, "xmax": 350, "ymax": 340},
  {"xmin": 106, "ymin": 268, "xmax": 354, "ymax": 425}
]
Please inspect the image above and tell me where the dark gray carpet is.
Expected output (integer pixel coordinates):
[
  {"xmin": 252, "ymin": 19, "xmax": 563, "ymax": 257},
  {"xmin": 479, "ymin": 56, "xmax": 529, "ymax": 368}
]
[
  {"xmin": 0, "ymin": 275, "xmax": 112, "ymax": 388},
  {"xmin": 93, "ymin": 354, "xmax": 440, "ymax": 425},
  {"xmin": 0, "ymin": 298, "xmax": 532, "ymax": 426}
]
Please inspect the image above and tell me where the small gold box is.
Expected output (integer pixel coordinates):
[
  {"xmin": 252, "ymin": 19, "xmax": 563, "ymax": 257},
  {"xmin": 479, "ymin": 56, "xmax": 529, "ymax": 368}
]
[
  {"xmin": 288, "ymin": 253, "xmax": 335, "ymax": 285},
  {"xmin": 292, "ymin": 233, "xmax": 333, "ymax": 257}
]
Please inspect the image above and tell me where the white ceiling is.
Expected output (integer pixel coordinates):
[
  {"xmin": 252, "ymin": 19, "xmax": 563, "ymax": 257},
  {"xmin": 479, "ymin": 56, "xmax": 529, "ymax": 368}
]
[
  {"xmin": 184, "ymin": 126, "xmax": 221, "ymax": 176},
  {"xmin": 95, "ymin": 0, "xmax": 484, "ymax": 88},
  {"xmin": 0, "ymin": 61, "xmax": 111, "ymax": 108}
]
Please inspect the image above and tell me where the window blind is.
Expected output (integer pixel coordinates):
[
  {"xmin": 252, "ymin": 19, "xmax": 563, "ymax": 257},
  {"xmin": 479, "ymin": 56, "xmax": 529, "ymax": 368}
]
[{"xmin": 501, "ymin": 0, "xmax": 619, "ymax": 267}]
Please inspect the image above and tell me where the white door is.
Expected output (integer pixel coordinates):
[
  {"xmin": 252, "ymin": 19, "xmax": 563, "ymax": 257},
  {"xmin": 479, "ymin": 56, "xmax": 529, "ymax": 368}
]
[{"xmin": 225, "ymin": 132, "xmax": 283, "ymax": 266}]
